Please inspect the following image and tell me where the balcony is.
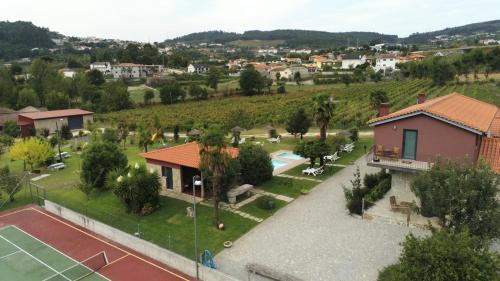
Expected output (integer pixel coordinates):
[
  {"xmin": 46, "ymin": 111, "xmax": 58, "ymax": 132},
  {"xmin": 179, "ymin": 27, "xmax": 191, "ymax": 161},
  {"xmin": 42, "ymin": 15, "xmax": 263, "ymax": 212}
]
[{"xmin": 365, "ymin": 147, "xmax": 433, "ymax": 173}]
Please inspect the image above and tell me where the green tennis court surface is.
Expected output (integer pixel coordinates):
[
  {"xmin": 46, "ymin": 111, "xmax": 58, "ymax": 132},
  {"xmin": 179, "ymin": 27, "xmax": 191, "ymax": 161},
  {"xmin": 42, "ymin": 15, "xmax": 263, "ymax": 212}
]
[{"xmin": 0, "ymin": 225, "xmax": 109, "ymax": 281}]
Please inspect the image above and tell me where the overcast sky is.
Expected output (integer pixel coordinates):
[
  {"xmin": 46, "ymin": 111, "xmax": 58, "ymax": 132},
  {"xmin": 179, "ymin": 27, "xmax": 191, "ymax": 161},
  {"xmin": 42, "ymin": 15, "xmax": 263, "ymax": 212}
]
[{"xmin": 1, "ymin": 0, "xmax": 499, "ymax": 42}]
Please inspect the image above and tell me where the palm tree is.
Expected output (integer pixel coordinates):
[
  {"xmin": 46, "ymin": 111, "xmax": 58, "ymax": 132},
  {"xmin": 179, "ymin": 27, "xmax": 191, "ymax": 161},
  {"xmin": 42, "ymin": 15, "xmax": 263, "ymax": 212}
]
[
  {"xmin": 312, "ymin": 93, "xmax": 335, "ymax": 141},
  {"xmin": 199, "ymin": 127, "xmax": 231, "ymax": 227}
]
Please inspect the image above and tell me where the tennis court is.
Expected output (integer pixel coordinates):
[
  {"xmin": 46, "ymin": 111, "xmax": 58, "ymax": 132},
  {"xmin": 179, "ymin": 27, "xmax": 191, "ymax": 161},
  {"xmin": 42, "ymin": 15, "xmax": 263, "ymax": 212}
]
[
  {"xmin": 0, "ymin": 207, "xmax": 193, "ymax": 281},
  {"xmin": 0, "ymin": 225, "xmax": 108, "ymax": 281}
]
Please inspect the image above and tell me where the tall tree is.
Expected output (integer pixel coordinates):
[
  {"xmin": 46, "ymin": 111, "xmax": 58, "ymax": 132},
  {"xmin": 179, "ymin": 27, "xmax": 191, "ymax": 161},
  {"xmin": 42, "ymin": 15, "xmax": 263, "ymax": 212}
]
[
  {"xmin": 8, "ymin": 138, "xmax": 53, "ymax": 171},
  {"xmin": 370, "ymin": 90, "xmax": 389, "ymax": 111},
  {"xmin": 207, "ymin": 67, "xmax": 220, "ymax": 92},
  {"xmin": 286, "ymin": 108, "xmax": 311, "ymax": 139},
  {"xmin": 16, "ymin": 88, "xmax": 39, "ymax": 109},
  {"xmin": 312, "ymin": 93, "xmax": 335, "ymax": 141},
  {"xmin": 199, "ymin": 126, "xmax": 232, "ymax": 227},
  {"xmin": 29, "ymin": 58, "xmax": 59, "ymax": 105},
  {"xmin": 86, "ymin": 69, "xmax": 105, "ymax": 86},
  {"xmin": 239, "ymin": 65, "xmax": 265, "ymax": 96}
]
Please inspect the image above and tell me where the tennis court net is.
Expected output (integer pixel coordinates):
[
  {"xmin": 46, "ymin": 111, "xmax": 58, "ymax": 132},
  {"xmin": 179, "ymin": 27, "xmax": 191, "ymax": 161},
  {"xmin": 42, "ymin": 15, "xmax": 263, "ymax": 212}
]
[{"xmin": 43, "ymin": 251, "xmax": 109, "ymax": 281}]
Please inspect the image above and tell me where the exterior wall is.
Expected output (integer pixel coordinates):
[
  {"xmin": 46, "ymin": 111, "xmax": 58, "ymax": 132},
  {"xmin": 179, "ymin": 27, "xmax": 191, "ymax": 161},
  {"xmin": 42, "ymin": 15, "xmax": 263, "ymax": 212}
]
[
  {"xmin": 146, "ymin": 159, "xmax": 182, "ymax": 195},
  {"xmin": 341, "ymin": 59, "xmax": 364, "ymax": 69},
  {"xmin": 387, "ymin": 170, "xmax": 420, "ymax": 205},
  {"xmin": 375, "ymin": 58, "xmax": 397, "ymax": 71},
  {"xmin": 373, "ymin": 114, "xmax": 480, "ymax": 165},
  {"xmin": 33, "ymin": 114, "xmax": 93, "ymax": 134}
]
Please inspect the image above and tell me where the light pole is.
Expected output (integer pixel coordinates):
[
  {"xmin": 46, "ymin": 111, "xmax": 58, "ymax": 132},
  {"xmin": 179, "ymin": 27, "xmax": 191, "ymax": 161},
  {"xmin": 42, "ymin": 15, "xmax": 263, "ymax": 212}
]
[
  {"xmin": 192, "ymin": 174, "xmax": 203, "ymax": 280},
  {"xmin": 55, "ymin": 118, "xmax": 64, "ymax": 162}
]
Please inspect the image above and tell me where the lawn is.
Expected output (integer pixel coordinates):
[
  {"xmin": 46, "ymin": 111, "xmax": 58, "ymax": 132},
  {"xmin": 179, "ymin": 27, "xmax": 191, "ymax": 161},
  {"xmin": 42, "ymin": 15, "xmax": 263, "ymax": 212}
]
[
  {"xmin": 128, "ymin": 85, "xmax": 160, "ymax": 105},
  {"xmin": 44, "ymin": 187, "xmax": 257, "ymax": 259},
  {"xmin": 256, "ymin": 177, "xmax": 317, "ymax": 198},
  {"xmin": 240, "ymin": 196, "xmax": 287, "ymax": 219}
]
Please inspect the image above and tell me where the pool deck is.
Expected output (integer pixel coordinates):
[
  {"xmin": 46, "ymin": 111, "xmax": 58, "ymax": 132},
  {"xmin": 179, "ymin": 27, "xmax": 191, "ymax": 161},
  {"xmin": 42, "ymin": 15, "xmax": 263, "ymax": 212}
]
[{"xmin": 271, "ymin": 150, "xmax": 308, "ymax": 176}]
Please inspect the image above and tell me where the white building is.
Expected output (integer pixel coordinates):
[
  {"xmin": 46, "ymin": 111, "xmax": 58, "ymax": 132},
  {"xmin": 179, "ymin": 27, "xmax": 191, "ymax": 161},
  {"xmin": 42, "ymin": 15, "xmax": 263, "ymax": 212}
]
[
  {"xmin": 59, "ymin": 68, "xmax": 77, "ymax": 78},
  {"xmin": 289, "ymin": 48, "xmax": 312, "ymax": 54},
  {"xmin": 257, "ymin": 48, "xmax": 278, "ymax": 56},
  {"xmin": 111, "ymin": 63, "xmax": 163, "ymax": 79},
  {"xmin": 90, "ymin": 62, "xmax": 112, "ymax": 76},
  {"xmin": 187, "ymin": 64, "xmax": 209, "ymax": 74},
  {"xmin": 341, "ymin": 54, "xmax": 367, "ymax": 69},
  {"xmin": 370, "ymin": 44, "xmax": 385, "ymax": 52},
  {"xmin": 374, "ymin": 54, "xmax": 398, "ymax": 72}
]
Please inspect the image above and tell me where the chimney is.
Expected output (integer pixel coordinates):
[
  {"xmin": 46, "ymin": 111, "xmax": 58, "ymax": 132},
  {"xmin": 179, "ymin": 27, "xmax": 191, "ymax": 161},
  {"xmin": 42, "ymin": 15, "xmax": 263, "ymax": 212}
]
[
  {"xmin": 417, "ymin": 93, "xmax": 426, "ymax": 104},
  {"xmin": 378, "ymin": 103, "xmax": 390, "ymax": 117}
]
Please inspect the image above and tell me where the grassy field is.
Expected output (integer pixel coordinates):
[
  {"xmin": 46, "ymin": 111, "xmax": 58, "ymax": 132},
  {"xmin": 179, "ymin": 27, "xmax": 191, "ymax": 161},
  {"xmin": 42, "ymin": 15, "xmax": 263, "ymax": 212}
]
[
  {"xmin": 128, "ymin": 85, "xmax": 160, "ymax": 104},
  {"xmin": 240, "ymin": 196, "xmax": 288, "ymax": 219},
  {"xmin": 104, "ymin": 79, "xmax": 500, "ymax": 131}
]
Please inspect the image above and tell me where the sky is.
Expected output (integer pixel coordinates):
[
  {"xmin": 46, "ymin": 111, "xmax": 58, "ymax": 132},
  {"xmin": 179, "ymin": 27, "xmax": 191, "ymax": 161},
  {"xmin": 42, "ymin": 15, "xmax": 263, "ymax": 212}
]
[{"xmin": 1, "ymin": 0, "xmax": 499, "ymax": 42}]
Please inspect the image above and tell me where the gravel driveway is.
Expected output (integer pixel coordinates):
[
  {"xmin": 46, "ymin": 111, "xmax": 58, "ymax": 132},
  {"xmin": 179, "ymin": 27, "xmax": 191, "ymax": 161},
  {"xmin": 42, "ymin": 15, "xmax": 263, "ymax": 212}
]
[{"xmin": 216, "ymin": 157, "xmax": 428, "ymax": 281}]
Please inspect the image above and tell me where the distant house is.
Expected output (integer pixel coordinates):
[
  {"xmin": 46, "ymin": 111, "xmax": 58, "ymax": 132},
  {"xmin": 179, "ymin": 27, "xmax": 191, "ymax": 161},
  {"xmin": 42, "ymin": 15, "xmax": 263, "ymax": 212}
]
[
  {"xmin": 309, "ymin": 55, "xmax": 333, "ymax": 69},
  {"xmin": 289, "ymin": 48, "xmax": 311, "ymax": 55},
  {"xmin": 90, "ymin": 62, "xmax": 112, "ymax": 75},
  {"xmin": 276, "ymin": 65, "xmax": 310, "ymax": 80},
  {"xmin": 111, "ymin": 63, "xmax": 163, "ymax": 79},
  {"xmin": 17, "ymin": 109, "xmax": 93, "ymax": 137},
  {"xmin": 59, "ymin": 68, "xmax": 77, "ymax": 78},
  {"xmin": 374, "ymin": 54, "xmax": 398, "ymax": 72},
  {"xmin": 366, "ymin": 93, "xmax": 500, "ymax": 203},
  {"xmin": 187, "ymin": 64, "xmax": 209, "ymax": 74},
  {"xmin": 284, "ymin": 57, "xmax": 302, "ymax": 64},
  {"xmin": 341, "ymin": 54, "xmax": 367, "ymax": 69},
  {"xmin": 140, "ymin": 142, "xmax": 239, "ymax": 198}
]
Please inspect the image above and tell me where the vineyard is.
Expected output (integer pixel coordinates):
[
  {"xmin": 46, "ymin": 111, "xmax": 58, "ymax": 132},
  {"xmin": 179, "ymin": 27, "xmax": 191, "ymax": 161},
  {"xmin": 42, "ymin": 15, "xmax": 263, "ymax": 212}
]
[{"xmin": 101, "ymin": 79, "xmax": 500, "ymax": 130}]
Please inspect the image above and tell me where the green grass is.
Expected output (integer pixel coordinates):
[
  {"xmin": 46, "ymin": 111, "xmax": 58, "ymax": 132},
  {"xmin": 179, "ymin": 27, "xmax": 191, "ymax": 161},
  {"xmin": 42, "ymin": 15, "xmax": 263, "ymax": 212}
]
[
  {"xmin": 44, "ymin": 187, "xmax": 256, "ymax": 259},
  {"xmin": 257, "ymin": 177, "xmax": 317, "ymax": 198},
  {"xmin": 240, "ymin": 196, "xmax": 287, "ymax": 219},
  {"xmin": 128, "ymin": 85, "xmax": 160, "ymax": 105}
]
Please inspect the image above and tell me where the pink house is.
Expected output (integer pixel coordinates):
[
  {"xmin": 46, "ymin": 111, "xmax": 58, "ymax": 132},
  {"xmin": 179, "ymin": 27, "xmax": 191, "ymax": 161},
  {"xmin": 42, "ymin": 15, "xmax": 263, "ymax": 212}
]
[{"xmin": 367, "ymin": 93, "xmax": 500, "ymax": 202}]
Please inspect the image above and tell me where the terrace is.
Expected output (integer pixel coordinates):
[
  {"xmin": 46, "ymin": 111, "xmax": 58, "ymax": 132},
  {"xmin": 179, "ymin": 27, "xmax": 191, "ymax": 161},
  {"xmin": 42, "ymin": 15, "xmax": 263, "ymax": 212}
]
[{"xmin": 365, "ymin": 148, "xmax": 432, "ymax": 173}]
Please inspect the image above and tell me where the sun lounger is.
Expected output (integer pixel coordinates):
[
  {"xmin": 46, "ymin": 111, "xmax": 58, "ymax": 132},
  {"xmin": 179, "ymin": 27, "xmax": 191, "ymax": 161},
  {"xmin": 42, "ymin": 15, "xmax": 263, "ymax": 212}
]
[
  {"xmin": 267, "ymin": 136, "xmax": 281, "ymax": 143},
  {"xmin": 324, "ymin": 152, "xmax": 340, "ymax": 162},
  {"xmin": 48, "ymin": 162, "xmax": 66, "ymax": 171}
]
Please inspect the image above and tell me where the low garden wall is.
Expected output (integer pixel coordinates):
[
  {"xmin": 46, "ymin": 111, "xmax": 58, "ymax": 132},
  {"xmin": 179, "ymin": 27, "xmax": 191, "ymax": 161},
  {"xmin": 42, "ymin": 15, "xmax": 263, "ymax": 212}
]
[{"xmin": 44, "ymin": 200, "xmax": 239, "ymax": 281}]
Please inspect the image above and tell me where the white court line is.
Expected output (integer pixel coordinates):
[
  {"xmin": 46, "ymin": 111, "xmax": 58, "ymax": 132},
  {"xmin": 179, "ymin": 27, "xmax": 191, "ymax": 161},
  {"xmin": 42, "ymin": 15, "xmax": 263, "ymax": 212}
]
[
  {"xmin": 2, "ymin": 225, "xmax": 110, "ymax": 281},
  {"xmin": 0, "ymin": 234, "xmax": 72, "ymax": 281},
  {"xmin": 0, "ymin": 250, "xmax": 21, "ymax": 260}
]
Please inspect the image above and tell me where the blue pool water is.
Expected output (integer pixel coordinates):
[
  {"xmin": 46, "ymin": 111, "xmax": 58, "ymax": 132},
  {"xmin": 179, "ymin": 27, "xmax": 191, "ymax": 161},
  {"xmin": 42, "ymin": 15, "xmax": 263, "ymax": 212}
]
[
  {"xmin": 272, "ymin": 160, "xmax": 287, "ymax": 170},
  {"xmin": 277, "ymin": 152, "xmax": 303, "ymax": 160}
]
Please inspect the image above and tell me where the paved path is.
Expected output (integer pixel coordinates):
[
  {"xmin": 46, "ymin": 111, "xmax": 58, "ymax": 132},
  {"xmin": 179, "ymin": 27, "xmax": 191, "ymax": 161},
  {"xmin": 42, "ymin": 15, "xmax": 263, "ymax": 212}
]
[{"xmin": 216, "ymin": 157, "xmax": 428, "ymax": 281}]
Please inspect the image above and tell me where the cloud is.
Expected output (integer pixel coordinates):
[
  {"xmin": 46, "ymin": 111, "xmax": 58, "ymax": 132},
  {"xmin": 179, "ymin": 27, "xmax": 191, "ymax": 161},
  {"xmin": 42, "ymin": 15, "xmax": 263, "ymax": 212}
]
[{"xmin": 0, "ymin": 0, "xmax": 498, "ymax": 41}]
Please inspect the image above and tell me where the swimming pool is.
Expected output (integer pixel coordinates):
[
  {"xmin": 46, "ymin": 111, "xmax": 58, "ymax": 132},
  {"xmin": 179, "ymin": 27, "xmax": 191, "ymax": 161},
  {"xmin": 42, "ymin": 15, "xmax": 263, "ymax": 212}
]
[
  {"xmin": 277, "ymin": 152, "xmax": 303, "ymax": 160},
  {"xmin": 272, "ymin": 159, "xmax": 288, "ymax": 170}
]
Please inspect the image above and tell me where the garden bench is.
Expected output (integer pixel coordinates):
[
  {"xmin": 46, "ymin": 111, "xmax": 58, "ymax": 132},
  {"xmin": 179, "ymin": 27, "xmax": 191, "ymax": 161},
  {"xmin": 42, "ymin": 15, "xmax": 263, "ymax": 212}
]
[
  {"xmin": 227, "ymin": 184, "xmax": 253, "ymax": 204},
  {"xmin": 48, "ymin": 163, "xmax": 66, "ymax": 171}
]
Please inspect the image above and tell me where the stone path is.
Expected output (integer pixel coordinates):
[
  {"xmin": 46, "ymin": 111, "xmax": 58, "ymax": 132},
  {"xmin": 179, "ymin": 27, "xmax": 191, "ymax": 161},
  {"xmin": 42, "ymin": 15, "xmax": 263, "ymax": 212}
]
[
  {"xmin": 276, "ymin": 174, "xmax": 323, "ymax": 183},
  {"xmin": 253, "ymin": 189, "xmax": 294, "ymax": 203},
  {"xmin": 216, "ymin": 157, "xmax": 428, "ymax": 281},
  {"xmin": 220, "ymin": 203, "xmax": 264, "ymax": 223}
]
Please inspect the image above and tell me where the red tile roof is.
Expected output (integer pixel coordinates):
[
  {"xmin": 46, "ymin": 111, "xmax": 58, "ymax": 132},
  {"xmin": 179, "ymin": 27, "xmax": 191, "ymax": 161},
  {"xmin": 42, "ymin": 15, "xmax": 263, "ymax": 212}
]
[
  {"xmin": 368, "ymin": 93, "xmax": 499, "ymax": 133},
  {"xmin": 18, "ymin": 109, "xmax": 93, "ymax": 120},
  {"xmin": 479, "ymin": 138, "xmax": 500, "ymax": 173},
  {"xmin": 488, "ymin": 111, "xmax": 500, "ymax": 137},
  {"xmin": 140, "ymin": 142, "xmax": 239, "ymax": 169}
]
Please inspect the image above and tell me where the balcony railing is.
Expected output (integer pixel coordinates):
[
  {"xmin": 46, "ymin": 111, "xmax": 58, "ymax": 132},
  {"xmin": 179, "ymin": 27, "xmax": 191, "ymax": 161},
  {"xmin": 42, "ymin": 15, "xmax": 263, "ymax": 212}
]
[{"xmin": 365, "ymin": 147, "xmax": 433, "ymax": 172}]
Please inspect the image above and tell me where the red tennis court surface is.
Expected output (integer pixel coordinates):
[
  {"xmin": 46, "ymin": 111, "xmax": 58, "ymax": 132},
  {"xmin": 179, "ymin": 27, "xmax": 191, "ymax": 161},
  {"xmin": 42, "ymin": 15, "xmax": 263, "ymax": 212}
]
[{"xmin": 0, "ymin": 206, "xmax": 194, "ymax": 281}]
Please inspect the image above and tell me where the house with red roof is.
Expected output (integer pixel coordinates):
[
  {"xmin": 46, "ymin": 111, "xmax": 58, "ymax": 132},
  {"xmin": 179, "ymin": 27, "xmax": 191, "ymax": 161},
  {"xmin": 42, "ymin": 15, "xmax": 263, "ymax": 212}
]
[
  {"xmin": 17, "ymin": 109, "xmax": 93, "ymax": 137},
  {"xmin": 140, "ymin": 142, "xmax": 239, "ymax": 198},
  {"xmin": 367, "ymin": 92, "xmax": 500, "ymax": 203}
]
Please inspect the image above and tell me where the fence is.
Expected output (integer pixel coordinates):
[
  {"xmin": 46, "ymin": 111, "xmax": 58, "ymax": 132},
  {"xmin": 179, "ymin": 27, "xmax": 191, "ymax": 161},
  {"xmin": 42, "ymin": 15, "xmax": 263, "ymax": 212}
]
[{"xmin": 44, "ymin": 200, "xmax": 239, "ymax": 281}]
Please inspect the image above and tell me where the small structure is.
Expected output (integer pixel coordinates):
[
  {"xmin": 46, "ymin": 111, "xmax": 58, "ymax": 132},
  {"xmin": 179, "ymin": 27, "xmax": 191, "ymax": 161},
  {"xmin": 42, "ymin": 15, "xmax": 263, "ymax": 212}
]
[
  {"xmin": 341, "ymin": 53, "xmax": 367, "ymax": 69},
  {"xmin": 187, "ymin": 64, "xmax": 209, "ymax": 74},
  {"xmin": 17, "ymin": 109, "xmax": 93, "ymax": 137},
  {"xmin": 266, "ymin": 125, "xmax": 277, "ymax": 138},
  {"xmin": 227, "ymin": 184, "xmax": 254, "ymax": 204},
  {"xmin": 140, "ymin": 142, "xmax": 239, "ymax": 198}
]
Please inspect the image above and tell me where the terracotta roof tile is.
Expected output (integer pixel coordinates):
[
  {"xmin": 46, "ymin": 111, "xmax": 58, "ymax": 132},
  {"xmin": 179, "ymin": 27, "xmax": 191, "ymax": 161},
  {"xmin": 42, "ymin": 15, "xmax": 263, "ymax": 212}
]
[
  {"xmin": 368, "ymin": 93, "xmax": 499, "ymax": 133},
  {"xmin": 19, "ymin": 109, "xmax": 93, "ymax": 120},
  {"xmin": 488, "ymin": 111, "xmax": 500, "ymax": 137},
  {"xmin": 140, "ymin": 142, "xmax": 239, "ymax": 169},
  {"xmin": 479, "ymin": 138, "xmax": 500, "ymax": 173}
]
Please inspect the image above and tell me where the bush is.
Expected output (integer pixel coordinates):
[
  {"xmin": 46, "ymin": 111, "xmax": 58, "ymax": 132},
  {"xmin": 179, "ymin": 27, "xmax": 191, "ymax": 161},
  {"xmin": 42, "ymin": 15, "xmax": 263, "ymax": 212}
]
[
  {"xmin": 238, "ymin": 145, "xmax": 273, "ymax": 185},
  {"xmin": 256, "ymin": 196, "xmax": 276, "ymax": 210},
  {"xmin": 365, "ymin": 178, "xmax": 391, "ymax": 202},
  {"xmin": 363, "ymin": 173, "xmax": 379, "ymax": 190},
  {"xmin": 349, "ymin": 127, "xmax": 359, "ymax": 142},
  {"xmin": 60, "ymin": 124, "xmax": 72, "ymax": 140},
  {"xmin": 80, "ymin": 141, "xmax": 127, "ymax": 192}
]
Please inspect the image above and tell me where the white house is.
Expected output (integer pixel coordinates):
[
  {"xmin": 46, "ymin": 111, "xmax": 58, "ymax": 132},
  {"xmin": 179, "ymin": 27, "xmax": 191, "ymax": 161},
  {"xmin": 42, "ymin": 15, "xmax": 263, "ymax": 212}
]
[
  {"xmin": 59, "ymin": 68, "xmax": 77, "ymax": 78},
  {"xmin": 370, "ymin": 44, "xmax": 385, "ymax": 52},
  {"xmin": 374, "ymin": 54, "xmax": 398, "ymax": 72},
  {"xmin": 90, "ymin": 62, "xmax": 112, "ymax": 76},
  {"xmin": 111, "ymin": 63, "xmax": 163, "ymax": 79},
  {"xmin": 187, "ymin": 64, "xmax": 209, "ymax": 74},
  {"xmin": 341, "ymin": 54, "xmax": 367, "ymax": 69}
]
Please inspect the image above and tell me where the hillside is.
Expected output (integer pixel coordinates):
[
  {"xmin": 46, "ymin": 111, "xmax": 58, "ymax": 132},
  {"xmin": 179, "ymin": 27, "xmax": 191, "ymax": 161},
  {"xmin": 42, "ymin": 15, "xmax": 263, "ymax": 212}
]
[
  {"xmin": 102, "ymin": 80, "xmax": 500, "ymax": 131},
  {"xmin": 403, "ymin": 20, "xmax": 500, "ymax": 44},
  {"xmin": 0, "ymin": 21, "xmax": 56, "ymax": 60},
  {"xmin": 167, "ymin": 29, "xmax": 398, "ymax": 48}
]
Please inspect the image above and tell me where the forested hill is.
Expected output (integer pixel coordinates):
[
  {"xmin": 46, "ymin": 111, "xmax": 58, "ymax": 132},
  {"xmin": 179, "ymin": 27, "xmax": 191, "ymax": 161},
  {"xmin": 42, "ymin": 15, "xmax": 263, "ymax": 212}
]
[
  {"xmin": 166, "ymin": 29, "xmax": 398, "ymax": 48},
  {"xmin": 0, "ymin": 21, "xmax": 56, "ymax": 60},
  {"xmin": 403, "ymin": 20, "xmax": 500, "ymax": 44}
]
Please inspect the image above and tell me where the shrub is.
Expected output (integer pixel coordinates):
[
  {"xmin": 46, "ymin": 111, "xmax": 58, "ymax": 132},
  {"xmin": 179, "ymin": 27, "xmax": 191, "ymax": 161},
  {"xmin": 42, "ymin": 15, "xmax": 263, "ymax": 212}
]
[
  {"xmin": 365, "ymin": 178, "xmax": 391, "ymax": 202},
  {"xmin": 101, "ymin": 128, "xmax": 119, "ymax": 143},
  {"xmin": 349, "ymin": 127, "xmax": 359, "ymax": 142},
  {"xmin": 60, "ymin": 124, "xmax": 72, "ymax": 140},
  {"xmin": 363, "ymin": 173, "xmax": 379, "ymax": 190},
  {"xmin": 80, "ymin": 141, "xmax": 127, "ymax": 192},
  {"xmin": 238, "ymin": 145, "xmax": 273, "ymax": 185},
  {"xmin": 256, "ymin": 196, "xmax": 276, "ymax": 210}
]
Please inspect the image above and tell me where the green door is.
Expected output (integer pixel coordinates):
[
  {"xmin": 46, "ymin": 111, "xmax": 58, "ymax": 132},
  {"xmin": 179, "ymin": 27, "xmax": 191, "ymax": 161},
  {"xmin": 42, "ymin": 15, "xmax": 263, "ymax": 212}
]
[{"xmin": 402, "ymin": 130, "xmax": 418, "ymax": 160}]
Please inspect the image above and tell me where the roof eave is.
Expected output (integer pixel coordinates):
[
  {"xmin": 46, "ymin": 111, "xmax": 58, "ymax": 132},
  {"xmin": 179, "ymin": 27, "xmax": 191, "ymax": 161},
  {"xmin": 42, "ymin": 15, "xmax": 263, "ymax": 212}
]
[{"xmin": 368, "ymin": 111, "xmax": 485, "ymax": 135}]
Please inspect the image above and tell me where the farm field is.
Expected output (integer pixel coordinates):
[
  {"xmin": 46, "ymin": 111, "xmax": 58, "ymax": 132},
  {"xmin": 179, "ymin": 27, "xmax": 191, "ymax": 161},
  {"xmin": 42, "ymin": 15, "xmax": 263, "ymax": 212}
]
[{"xmin": 104, "ymin": 80, "xmax": 500, "ymax": 130}]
